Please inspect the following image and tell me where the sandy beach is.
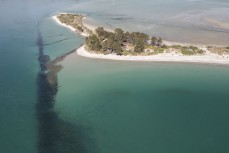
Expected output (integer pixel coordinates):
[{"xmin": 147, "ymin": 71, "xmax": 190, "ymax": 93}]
[
  {"xmin": 77, "ymin": 45, "xmax": 229, "ymax": 65},
  {"xmin": 52, "ymin": 15, "xmax": 75, "ymax": 32},
  {"xmin": 52, "ymin": 14, "xmax": 229, "ymax": 65}
]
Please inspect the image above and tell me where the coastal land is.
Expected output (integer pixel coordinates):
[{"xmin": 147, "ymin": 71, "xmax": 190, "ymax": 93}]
[{"xmin": 52, "ymin": 13, "xmax": 229, "ymax": 65}]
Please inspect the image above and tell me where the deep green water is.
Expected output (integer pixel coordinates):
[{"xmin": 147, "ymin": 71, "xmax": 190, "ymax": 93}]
[
  {"xmin": 0, "ymin": 0, "xmax": 82, "ymax": 152},
  {"xmin": 0, "ymin": 0, "xmax": 229, "ymax": 153}
]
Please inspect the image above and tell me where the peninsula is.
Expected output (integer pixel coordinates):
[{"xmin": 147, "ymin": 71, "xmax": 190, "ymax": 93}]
[{"xmin": 53, "ymin": 13, "xmax": 229, "ymax": 65}]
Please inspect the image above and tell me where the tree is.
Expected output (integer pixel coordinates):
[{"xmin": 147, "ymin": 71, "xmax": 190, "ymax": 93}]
[
  {"xmin": 134, "ymin": 39, "xmax": 145, "ymax": 53},
  {"xmin": 95, "ymin": 27, "xmax": 111, "ymax": 41},
  {"xmin": 85, "ymin": 34, "xmax": 101, "ymax": 51},
  {"xmin": 157, "ymin": 37, "xmax": 163, "ymax": 47},
  {"xmin": 151, "ymin": 36, "xmax": 163, "ymax": 47},
  {"xmin": 95, "ymin": 27, "xmax": 105, "ymax": 37},
  {"xmin": 101, "ymin": 37, "xmax": 122, "ymax": 54},
  {"xmin": 161, "ymin": 44, "xmax": 167, "ymax": 49},
  {"xmin": 124, "ymin": 32, "xmax": 133, "ymax": 44},
  {"xmin": 116, "ymin": 49, "xmax": 123, "ymax": 55},
  {"xmin": 76, "ymin": 26, "xmax": 83, "ymax": 32},
  {"xmin": 131, "ymin": 32, "xmax": 149, "ymax": 45},
  {"xmin": 114, "ymin": 28, "xmax": 125, "ymax": 43},
  {"xmin": 151, "ymin": 36, "xmax": 157, "ymax": 46},
  {"xmin": 112, "ymin": 42, "xmax": 123, "ymax": 54}
]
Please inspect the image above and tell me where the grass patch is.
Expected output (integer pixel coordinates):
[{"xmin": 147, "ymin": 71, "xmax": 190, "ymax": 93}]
[
  {"xmin": 154, "ymin": 48, "xmax": 164, "ymax": 54},
  {"xmin": 145, "ymin": 45, "xmax": 156, "ymax": 50},
  {"xmin": 122, "ymin": 50, "xmax": 130, "ymax": 56},
  {"xmin": 196, "ymin": 49, "xmax": 204, "ymax": 54},
  {"xmin": 181, "ymin": 49, "xmax": 195, "ymax": 55},
  {"xmin": 171, "ymin": 45, "xmax": 182, "ymax": 49},
  {"xmin": 145, "ymin": 45, "xmax": 164, "ymax": 54}
]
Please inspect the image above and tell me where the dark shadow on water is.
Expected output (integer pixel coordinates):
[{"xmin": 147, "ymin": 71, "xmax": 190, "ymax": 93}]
[
  {"xmin": 44, "ymin": 37, "xmax": 70, "ymax": 46},
  {"xmin": 36, "ymin": 23, "xmax": 98, "ymax": 153},
  {"xmin": 47, "ymin": 34, "xmax": 64, "ymax": 37}
]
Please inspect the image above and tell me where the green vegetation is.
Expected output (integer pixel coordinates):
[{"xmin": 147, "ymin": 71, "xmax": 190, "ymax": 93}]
[
  {"xmin": 57, "ymin": 14, "xmax": 92, "ymax": 35},
  {"xmin": 151, "ymin": 36, "xmax": 162, "ymax": 47},
  {"xmin": 171, "ymin": 45, "xmax": 204, "ymax": 55},
  {"xmin": 145, "ymin": 45, "xmax": 164, "ymax": 54},
  {"xmin": 171, "ymin": 45, "xmax": 182, "ymax": 50},
  {"xmin": 85, "ymin": 34, "xmax": 101, "ymax": 51},
  {"xmin": 76, "ymin": 26, "xmax": 83, "ymax": 32},
  {"xmin": 181, "ymin": 48, "xmax": 195, "ymax": 55},
  {"xmin": 85, "ymin": 26, "xmax": 166, "ymax": 55},
  {"xmin": 207, "ymin": 46, "xmax": 229, "ymax": 55},
  {"xmin": 58, "ymin": 13, "xmax": 208, "ymax": 56},
  {"xmin": 134, "ymin": 39, "xmax": 145, "ymax": 53},
  {"xmin": 154, "ymin": 48, "xmax": 164, "ymax": 54},
  {"xmin": 85, "ymin": 26, "xmax": 205, "ymax": 56},
  {"xmin": 58, "ymin": 14, "xmax": 83, "ymax": 31}
]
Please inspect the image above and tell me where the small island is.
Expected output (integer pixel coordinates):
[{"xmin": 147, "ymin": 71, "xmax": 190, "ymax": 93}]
[{"xmin": 53, "ymin": 13, "xmax": 229, "ymax": 64}]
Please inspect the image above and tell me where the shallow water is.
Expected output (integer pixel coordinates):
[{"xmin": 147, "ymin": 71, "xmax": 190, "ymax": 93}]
[
  {"xmin": 56, "ymin": 54, "xmax": 229, "ymax": 153},
  {"xmin": 40, "ymin": 17, "xmax": 84, "ymax": 60},
  {"xmin": 73, "ymin": 0, "xmax": 229, "ymax": 45}
]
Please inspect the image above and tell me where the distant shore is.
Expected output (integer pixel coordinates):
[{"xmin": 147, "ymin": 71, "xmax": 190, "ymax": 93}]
[{"xmin": 52, "ymin": 14, "xmax": 229, "ymax": 65}]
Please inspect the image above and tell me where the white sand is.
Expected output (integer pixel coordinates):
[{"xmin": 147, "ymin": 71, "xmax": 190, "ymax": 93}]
[
  {"xmin": 52, "ymin": 16, "xmax": 76, "ymax": 32},
  {"xmin": 77, "ymin": 45, "xmax": 229, "ymax": 65},
  {"xmin": 53, "ymin": 14, "xmax": 229, "ymax": 65},
  {"xmin": 82, "ymin": 18, "xmax": 97, "ymax": 32}
]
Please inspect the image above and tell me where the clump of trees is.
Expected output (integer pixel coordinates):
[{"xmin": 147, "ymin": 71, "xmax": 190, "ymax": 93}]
[
  {"xmin": 85, "ymin": 34, "xmax": 101, "ymax": 51},
  {"xmin": 85, "ymin": 27, "xmax": 165, "ymax": 55},
  {"xmin": 76, "ymin": 26, "xmax": 83, "ymax": 32},
  {"xmin": 172, "ymin": 45, "xmax": 204, "ymax": 55},
  {"xmin": 134, "ymin": 39, "xmax": 145, "ymax": 53},
  {"xmin": 151, "ymin": 36, "xmax": 162, "ymax": 47},
  {"xmin": 58, "ymin": 14, "xmax": 85, "ymax": 33},
  {"xmin": 59, "ymin": 14, "xmax": 206, "ymax": 56}
]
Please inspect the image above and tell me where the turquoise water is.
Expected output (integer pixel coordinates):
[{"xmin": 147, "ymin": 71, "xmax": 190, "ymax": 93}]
[
  {"xmin": 55, "ymin": 55, "xmax": 229, "ymax": 153},
  {"xmin": 1, "ymin": 0, "xmax": 229, "ymax": 153},
  {"xmin": 40, "ymin": 17, "xmax": 84, "ymax": 60}
]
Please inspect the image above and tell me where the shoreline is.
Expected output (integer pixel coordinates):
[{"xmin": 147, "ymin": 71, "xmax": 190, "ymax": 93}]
[
  {"xmin": 52, "ymin": 14, "xmax": 229, "ymax": 65},
  {"xmin": 52, "ymin": 15, "xmax": 89, "ymax": 37},
  {"xmin": 77, "ymin": 45, "xmax": 229, "ymax": 65},
  {"xmin": 81, "ymin": 17, "xmax": 207, "ymax": 48}
]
